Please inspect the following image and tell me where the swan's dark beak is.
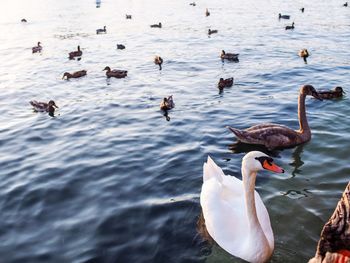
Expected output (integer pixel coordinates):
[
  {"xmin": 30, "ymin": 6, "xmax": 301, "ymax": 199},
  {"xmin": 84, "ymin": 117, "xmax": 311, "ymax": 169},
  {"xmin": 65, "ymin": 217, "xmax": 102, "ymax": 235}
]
[
  {"xmin": 312, "ymin": 91, "xmax": 323, "ymax": 101},
  {"xmin": 262, "ymin": 160, "xmax": 284, "ymax": 173}
]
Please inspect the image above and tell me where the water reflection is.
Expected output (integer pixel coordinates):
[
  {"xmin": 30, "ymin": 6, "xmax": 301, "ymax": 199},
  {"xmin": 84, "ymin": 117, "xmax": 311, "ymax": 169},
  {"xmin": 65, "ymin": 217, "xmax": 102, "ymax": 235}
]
[
  {"xmin": 288, "ymin": 144, "xmax": 305, "ymax": 177},
  {"xmin": 228, "ymin": 141, "xmax": 280, "ymax": 157},
  {"xmin": 96, "ymin": 0, "xmax": 101, "ymax": 8}
]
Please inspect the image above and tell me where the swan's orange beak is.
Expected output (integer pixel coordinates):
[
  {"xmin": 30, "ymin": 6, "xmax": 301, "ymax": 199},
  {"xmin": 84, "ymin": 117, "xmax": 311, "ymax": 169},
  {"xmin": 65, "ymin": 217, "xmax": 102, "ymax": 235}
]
[{"xmin": 263, "ymin": 160, "xmax": 284, "ymax": 173}]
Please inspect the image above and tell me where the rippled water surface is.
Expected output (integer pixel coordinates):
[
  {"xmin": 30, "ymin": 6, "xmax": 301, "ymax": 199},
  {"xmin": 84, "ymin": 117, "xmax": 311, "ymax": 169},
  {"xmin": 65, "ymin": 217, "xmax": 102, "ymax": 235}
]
[{"xmin": 1, "ymin": 0, "xmax": 350, "ymax": 262}]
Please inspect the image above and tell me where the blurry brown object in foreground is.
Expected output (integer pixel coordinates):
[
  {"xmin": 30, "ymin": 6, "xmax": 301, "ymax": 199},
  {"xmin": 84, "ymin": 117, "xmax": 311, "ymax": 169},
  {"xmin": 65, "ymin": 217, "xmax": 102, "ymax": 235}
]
[{"xmin": 309, "ymin": 182, "xmax": 350, "ymax": 263}]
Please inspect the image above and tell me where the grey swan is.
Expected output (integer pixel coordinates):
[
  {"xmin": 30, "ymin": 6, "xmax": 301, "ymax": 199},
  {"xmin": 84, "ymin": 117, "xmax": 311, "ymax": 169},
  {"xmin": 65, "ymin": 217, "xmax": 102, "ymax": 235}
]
[{"xmin": 227, "ymin": 85, "xmax": 322, "ymax": 150}]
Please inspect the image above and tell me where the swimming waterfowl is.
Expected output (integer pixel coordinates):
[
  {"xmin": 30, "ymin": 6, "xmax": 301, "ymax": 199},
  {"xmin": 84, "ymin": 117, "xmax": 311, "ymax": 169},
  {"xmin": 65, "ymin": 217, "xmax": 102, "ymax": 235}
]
[
  {"xmin": 190, "ymin": 2, "xmax": 196, "ymax": 6},
  {"xmin": 117, "ymin": 44, "xmax": 126, "ymax": 50},
  {"xmin": 300, "ymin": 7, "xmax": 305, "ymax": 12},
  {"xmin": 298, "ymin": 49, "xmax": 309, "ymax": 63},
  {"xmin": 62, "ymin": 70, "xmax": 87, "ymax": 80},
  {"xmin": 103, "ymin": 66, "xmax": 127, "ymax": 78},
  {"xmin": 221, "ymin": 50, "xmax": 239, "ymax": 62},
  {"xmin": 309, "ymin": 182, "xmax": 350, "ymax": 263},
  {"xmin": 279, "ymin": 13, "xmax": 290, "ymax": 19},
  {"xmin": 21, "ymin": 18, "xmax": 27, "ymax": 22},
  {"xmin": 150, "ymin": 22, "xmax": 162, "ymax": 28},
  {"xmin": 344, "ymin": 2, "xmax": 348, "ymax": 7},
  {"xmin": 227, "ymin": 85, "xmax": 322, "ymax": 150},
  {"xmin": 218, "ymin": 77, "xmax": 234, "ymax": 90},
  {"xmin": 205, "ymin": 8, "xmax": 210, "ymax": 16},
  {"xmin": 160, "ymin": 95, "xmax": 175, "ymax": 111},
  {"xmin": 208, "ymin": 29, "xmax": 218, "ymax": 35},
  {"xmin": 32, "ymin": 42, "xmax": 42, "ymax": 53},
  {"xmin": 126, "ymin": 14, "xmax": 132, "ymax": 19},
  {"xmin": 30, "ymin": 100, "xmax": 58, "ymax": 116},
  {"xmin": 317, "ymin": 86, "xmax": 345, "ymax": 99},
  {"xmin": 200, "ymin": 152, "xmax": 284, "ymax": 263},
  {"xmin": 285, "ymin": 22, "xmax": 295, "ymax": 30},
  {"xmin": 69, "ymin": 46, "xmax": 82, "ymax": 60},
  {"xmin": 96, "ymin": 26, "xmax": 106, "ymax": 34},
  {"xmin": 154, "ymin": 56, "xmax": 163, "ymax": 70}
]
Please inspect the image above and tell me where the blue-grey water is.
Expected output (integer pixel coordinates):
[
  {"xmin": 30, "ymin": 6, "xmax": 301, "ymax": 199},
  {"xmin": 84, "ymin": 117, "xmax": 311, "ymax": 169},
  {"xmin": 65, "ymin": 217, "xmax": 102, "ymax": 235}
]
[{"xmin": 0, "ymin": 0, "xmax": 349, "ymax": 262}]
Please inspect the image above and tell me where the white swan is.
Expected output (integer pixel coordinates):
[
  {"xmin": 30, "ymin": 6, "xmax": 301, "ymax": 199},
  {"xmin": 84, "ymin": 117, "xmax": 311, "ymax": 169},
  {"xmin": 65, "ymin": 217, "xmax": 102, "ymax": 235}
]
[{"xmin": 200, "ymin": 151, "xmax": 284, "ymax": 263}]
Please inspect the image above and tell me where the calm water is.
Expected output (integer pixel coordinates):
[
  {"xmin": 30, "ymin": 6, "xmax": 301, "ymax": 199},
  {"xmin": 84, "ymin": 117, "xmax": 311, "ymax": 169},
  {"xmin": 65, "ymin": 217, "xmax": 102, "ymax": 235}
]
[{"xmin": 0, "ymin": 0, "xmax": 349, "ymax": 262}]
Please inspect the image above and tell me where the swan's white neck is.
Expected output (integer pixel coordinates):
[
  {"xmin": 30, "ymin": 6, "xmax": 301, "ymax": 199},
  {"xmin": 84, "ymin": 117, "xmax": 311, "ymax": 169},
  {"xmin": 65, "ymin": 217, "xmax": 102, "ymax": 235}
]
[{"xmin": 241, "ymin": 162, "xmax": 271, "ymax": 259}]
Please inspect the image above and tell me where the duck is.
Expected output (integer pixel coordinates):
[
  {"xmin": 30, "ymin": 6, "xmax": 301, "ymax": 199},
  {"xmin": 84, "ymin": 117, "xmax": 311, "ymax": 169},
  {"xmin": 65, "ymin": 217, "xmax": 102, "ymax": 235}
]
[
  {"xmin": 30, "ymin": 100, "xmax": 58, "ymax": 116},
  {"xmin": 221, "ymin": 50, "xmax": 239, "ymax": 62},
  {"xmin": 300, "ymin": 7, "xmax": 305, "ymax": 13},
  {"xmin": 103, "ymin": 66, "xmax": 127, "ymax": 78},
  {"xmin": 69, "ymin": 46, "xmax": 82, "ymax": 60},
  {"xmin": 126, "ymin": 14, "xmax": 132, "ymax": 19},
  {"xmin": 285, "ymin": 22, "xmax": 295, "ymax": 30},
  {"xmin": 278, "ymin": 13, "xmax": 290, "ymax": 19},
  {"xmin": 344, "ymin": 2, "xmax": 348, "ymax": 7},
  {"xmin": 189, "ymin": 2, "xmax": 196, "ymax": 6},
  {"xmin": 62, "ymin": 70, "xmax": 87, "ymax": 80},
  {"xmin": 227, "ymin": 85, "xmax": 322, "ymax": 150},
  {"xmin": 218, "ymin": 77, "xmax": 234, "ymax": 90},
  {"xmin": 32, "ymin": 42, "xmax": 42, "ymax": 53},
  {"xmin": 309, "ymin": 182, "xmax": 350, "ymax": 263},
  {"xmin": 317, "ymin": 86, "xmax": 345, "ymax": 100},
  {"xmin": 160, "ymin": 95, "xmax": 175, "ymax": 111},
  {"xmin": 154, "ymin": 56, "xmax": 163, "ymax": 70},
  {"xmin": 96, "ymin": 26, "xmax": 106, "ymax": 34},
  {"xmin": 150, "ymin": 22, "xmax": 162, "ymax": 28},
  {"xmin": 21, "ymin": 18, "xmax": 27, "ymax": 22},
  {"xmin": 117, "ymin": 44, "xmax": 126, "ymax": 50},
  {"xmin": 298, "ymin": 49, "xmax": 309, "ymax": 63},
  {"xmin": 200, "ymin": 152, "xmax": 284, "ymax": 263},
  {"xmin": 208, "ymin": 29, "xmax": 218, "ymax": 35},
  {"xmin": 205, "ymin": 8, "xmax": 210, "ymax": 16}
]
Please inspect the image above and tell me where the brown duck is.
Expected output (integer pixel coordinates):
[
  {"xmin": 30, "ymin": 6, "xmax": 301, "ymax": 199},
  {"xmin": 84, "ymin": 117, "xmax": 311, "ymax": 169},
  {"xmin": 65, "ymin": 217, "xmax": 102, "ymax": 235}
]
[
  {"xmin": 103, "ymin": 66, "xmax": 127, "ymax": 78},
  {"xmin": 221, "ymin": 50, "xmax": 239, "ymax": 62},
  {"xmin": 62, "ymin": 70, "xmax": 87, "ymax": 80},
  {"xmin": 298, "ymin": 49, "xmax": 309, "ymax": 63},
  {"xmin": 227, "ymin": 85, "xmax": 322, "ymax": 150},
  {"xmin": 154, "ymin": 56, "xmax": 163, "ymax": 70},
  {"xmin": 218, "ymin": 77, "xmax": 234, "ymax": 90},
  {"xmin": 69, "ymin": 46, "xmax": 82, "ymax": 60},
  {"xmin": 30, "ymin": 100, "xmax": 58, "ymax": 116},
  {"xmin": 317, "ymin": 86, "xmax": 344, "ymax": 99}
]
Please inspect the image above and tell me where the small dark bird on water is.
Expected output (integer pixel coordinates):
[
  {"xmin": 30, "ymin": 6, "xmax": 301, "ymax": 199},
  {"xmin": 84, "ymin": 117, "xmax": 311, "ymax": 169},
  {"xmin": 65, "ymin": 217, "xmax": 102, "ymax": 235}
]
[
  {"xmin": 344, "ymin": 2, "xmax": 348, "ymax": 7},
  {"xmin": 126, "ymin": 14, "xmax": 132, "ymax": 19},
  {"xmin": 208, "ymin": 29, "xmax": 218, "ymax": 35},
  {"xmin": 62, "ymin": 70, "xmax": 87, "ymax": 80},
  {"xmin": 285, "ymin": 22, "xmax": 295, "ymax": 30},
  {"xmin": 279, "ymin": 13, "xmax": 290, "ymax": 19},
  {"xmin": 154, "ymin": 56, "xmax": 163, "ymax": 70},
  {"xmin": 69, "ymin": 46, "xmax": 82, "ymax": 60},
  {"xmin": 117, "ymin": 44, "xmax": 125, "ymax": 50},
  {"xmin": 30, "ymin": 100, "xmax": 58, "ymax": 117},
  {"xmin": 221, "ymin": 50, "xmax": 239, "ymax": 62},
  {"xmin": 300, "ymin": 7, "xmax": 305, "ymax": 12},
  {"xmin": 317, "ymin": 87, "xmax": 345, "ymax": 99},
  {"xmin": 206, "ymin": 8, "xmax": 210, "ymax": 16},
  {"xmin": 96, "ymin": 26, "xmax": 106, "ymax": 34},
  {"xmin": 32, "ymin": 42, "xmax": 42, "ymax": 53},
  {"xmin": 298, "ymin": 49, "xmax": 309, "ymax": 63},
  {"xmin": 103, "ymin": 66, "xmax": 127, "ymax": 78},
  {"xmin": 21, "ymin": 18, "xmax": 27, "ymax": 22},
  {"xmin": 218, "ymin": 78, "xmax": 234, "ymax": 91},
  {"xmin": 150, "ymin": 22, "xmax": 162, "ymax": 28},
  {"xmin": 189, "ymin": 2, "xmax": 196, "ymax": 6}
]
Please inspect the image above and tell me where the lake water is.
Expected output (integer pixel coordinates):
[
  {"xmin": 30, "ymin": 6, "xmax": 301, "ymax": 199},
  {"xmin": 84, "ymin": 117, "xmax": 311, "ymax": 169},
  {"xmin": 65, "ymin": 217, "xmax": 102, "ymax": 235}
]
[{"xmin": 0, "ymin": 0, "xmax": 349, "ymax": 262}]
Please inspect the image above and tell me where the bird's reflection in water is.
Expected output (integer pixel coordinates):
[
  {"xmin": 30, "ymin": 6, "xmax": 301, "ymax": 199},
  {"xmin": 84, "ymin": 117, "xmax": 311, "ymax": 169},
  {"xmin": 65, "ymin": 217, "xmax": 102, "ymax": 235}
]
[
  {"xmin": 196, "ymin": 212, "xmax": 213, "ymax": 244},
  {"xmin": 288, "ymin": 144, "xmax": 304, "ymax": 177},
  {"xmin": 228, "ymin": 141, "xmax": 280, "ymax": 157},
  {"xmin": 162, "ymin": 110, "xmax": 170, "ymax": 121}
]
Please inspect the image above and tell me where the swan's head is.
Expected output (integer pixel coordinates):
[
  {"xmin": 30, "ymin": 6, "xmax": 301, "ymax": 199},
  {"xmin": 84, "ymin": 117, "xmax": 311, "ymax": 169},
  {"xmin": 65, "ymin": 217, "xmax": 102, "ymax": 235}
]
[
  {"xmin": 300, "ymin": 85, "xmax": 322, "ymax": 100},
  {"xmin": 243, "ymin": 151, "xmax": 284, "ymax": 173}
]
